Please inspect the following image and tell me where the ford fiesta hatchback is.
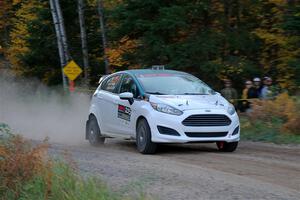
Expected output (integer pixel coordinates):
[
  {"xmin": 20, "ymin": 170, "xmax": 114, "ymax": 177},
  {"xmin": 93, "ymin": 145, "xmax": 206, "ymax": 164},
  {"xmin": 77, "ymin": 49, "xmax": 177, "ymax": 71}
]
[{"xmin": 86, "ymin": 69, "xmax": 240, "ymax": 154}]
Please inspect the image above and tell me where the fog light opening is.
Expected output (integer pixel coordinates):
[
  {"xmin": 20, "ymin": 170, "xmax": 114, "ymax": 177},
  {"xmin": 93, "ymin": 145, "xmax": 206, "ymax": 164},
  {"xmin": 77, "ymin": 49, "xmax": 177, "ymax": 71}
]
[
  {"xmin": 232, "ymin": 126, "xmax": 240, "ymax": 136},
  {"xmin": 157, "ymin": 126, "xmax": 180, "ymax": 136}
]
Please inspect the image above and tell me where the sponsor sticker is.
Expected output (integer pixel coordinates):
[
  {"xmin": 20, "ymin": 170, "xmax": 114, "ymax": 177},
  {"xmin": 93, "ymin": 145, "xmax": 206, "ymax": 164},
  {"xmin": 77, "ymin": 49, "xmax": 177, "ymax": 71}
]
[{"xmin": 118, "ymin": 105, "xmax": 131, "ymax": 121}]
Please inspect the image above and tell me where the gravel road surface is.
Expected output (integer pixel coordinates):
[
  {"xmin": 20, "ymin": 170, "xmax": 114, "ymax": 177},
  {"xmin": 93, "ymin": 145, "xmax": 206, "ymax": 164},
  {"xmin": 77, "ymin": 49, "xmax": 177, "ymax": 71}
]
[{"xmin": 49, "ymin": 140, "xmax": 300, "ymax": 200}]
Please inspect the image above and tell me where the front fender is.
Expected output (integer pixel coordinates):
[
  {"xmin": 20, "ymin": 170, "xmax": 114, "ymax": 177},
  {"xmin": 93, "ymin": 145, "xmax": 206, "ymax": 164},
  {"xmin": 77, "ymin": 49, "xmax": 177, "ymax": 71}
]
[{"xmin": 133, "ymin": 102, "xmax": 156, "ymax": 132}]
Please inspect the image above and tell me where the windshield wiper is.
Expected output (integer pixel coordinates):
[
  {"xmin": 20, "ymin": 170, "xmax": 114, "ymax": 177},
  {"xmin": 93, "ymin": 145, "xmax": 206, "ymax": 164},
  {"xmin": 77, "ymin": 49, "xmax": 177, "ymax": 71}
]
[
  {"xmin": 146, "ymin": 91, "xmax": 166, "ymax": 95},
  {"xmin": 182, "ymin": 93, "xmax": 207, "ymax": 95}
]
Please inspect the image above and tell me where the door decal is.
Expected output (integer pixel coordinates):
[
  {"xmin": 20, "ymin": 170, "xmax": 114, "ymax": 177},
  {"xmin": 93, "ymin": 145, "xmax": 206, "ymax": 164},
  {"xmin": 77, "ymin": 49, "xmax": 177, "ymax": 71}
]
[{"xmin": 118, "ymin": 104, "xmax": 131, "ymax": 121}]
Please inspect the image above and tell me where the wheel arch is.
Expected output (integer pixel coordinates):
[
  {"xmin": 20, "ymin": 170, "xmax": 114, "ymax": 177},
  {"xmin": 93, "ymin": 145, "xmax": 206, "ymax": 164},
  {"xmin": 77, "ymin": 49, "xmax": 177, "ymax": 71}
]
[
  {"xmin": 88, "ymin": 106, "xmax": 103, "ymax": 131},
  {"xmin": 135, "ymin": 115, "xmax": 147, "ymax": 133}
]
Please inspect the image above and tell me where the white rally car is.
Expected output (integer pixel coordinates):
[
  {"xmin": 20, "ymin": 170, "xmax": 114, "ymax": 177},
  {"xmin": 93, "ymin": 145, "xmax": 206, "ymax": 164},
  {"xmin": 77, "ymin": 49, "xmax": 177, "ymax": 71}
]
[{"xmin": 86, "ymin": 69, "xmax": 240, "ymax": 154}]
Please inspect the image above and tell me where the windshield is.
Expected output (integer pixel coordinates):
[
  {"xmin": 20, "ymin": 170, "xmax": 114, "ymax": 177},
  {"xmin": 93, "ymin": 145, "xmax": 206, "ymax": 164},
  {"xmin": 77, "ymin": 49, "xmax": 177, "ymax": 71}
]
[{"xmin": 136, "ymin": 73, "xmax": 214, "ymax": 95}]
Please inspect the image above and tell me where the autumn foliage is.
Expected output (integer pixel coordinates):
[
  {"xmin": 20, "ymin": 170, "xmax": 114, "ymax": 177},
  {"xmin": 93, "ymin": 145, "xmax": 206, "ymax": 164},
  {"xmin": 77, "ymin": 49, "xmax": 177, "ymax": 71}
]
[
  {"xmin": 0, "ymin": 135, "xmax": 49, "ymax": 198},
  {"xmin": 106, "ymin": 36, "xmax": 140, "ymax": 70},
  {"xmin": 248, "ymin": 93, "xmax": 300, "ymax": 135},
  {"xmin": 0, "ymin": 130, "xmax": 119, "ymax": 200},
  {"xmin": 1, "ymin": 0, "xmax": 299, "ymax": 90}
]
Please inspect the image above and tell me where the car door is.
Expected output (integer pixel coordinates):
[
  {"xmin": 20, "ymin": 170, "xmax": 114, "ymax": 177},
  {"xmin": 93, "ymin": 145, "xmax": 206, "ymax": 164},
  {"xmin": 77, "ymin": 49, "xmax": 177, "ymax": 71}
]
[
  {"xmin": 94, "ymin": 74, "xmax": 122, "ymax": 134},
  {"xmin": 115, "ymin": 74, "xmax": 140, "ymax": 135}
]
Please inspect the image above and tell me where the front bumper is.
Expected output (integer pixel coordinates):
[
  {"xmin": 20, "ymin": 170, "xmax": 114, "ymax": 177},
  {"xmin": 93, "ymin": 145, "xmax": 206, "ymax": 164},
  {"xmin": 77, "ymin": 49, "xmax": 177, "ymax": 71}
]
[{"xmin": 146, "ymin": 109, "xmax": 240, "ymax": 143}]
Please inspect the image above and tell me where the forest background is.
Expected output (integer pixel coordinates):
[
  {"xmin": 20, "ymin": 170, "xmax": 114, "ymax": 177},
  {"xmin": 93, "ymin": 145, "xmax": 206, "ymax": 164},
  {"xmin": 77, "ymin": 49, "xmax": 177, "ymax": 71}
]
[{"xmin": 0, "ymin": 0, "xmax": 299, "ymax": 93}]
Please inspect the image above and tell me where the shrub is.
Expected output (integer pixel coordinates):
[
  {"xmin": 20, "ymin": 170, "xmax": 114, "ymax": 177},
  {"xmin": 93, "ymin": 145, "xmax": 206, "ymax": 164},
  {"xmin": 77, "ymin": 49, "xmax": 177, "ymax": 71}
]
[
  {"xmin": 0, "ymin": 123, "xmax": 13, "ymax": 140},
  {"xmin": 248, "ymin": 93, "xmax": 300, "ymax": 135},
  {"xmin": 0, "ymin": 135, "xmax": 49, "ymax": 199},
  {"xmin": 0, "ymin": 127, "xmax": 143, "ymax": 200}
]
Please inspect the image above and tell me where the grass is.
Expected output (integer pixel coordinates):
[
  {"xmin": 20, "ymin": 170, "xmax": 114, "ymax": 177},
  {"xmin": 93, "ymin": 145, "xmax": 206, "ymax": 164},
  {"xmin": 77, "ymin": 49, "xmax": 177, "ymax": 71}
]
[
  {"xmin": 9, "ymin": 162, "xmax": 118, "ymax": 200},
  {"xmin": 240, "ymin": 116, "xmax": 300, "ymax": 144},
  {"xmin": 0, "ymin": 123, "xmax": 150, "ymax": 200}
]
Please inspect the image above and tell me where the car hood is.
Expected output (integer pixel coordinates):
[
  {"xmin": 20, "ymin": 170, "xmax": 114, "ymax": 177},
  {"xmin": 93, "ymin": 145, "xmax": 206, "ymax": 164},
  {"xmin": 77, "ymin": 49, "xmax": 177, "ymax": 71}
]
[{"xmin": 149, "ymin": 95, "xmax": 228, "ymax": 111}]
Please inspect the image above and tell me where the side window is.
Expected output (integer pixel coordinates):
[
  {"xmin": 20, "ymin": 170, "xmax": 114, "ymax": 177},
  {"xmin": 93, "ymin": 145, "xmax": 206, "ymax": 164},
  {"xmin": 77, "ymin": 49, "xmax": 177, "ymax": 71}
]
[
  {"xmin": 101, "ymin": 75, "xmax": 121, "ymax": 93},
  {"xmin": 120, "ymin": 75, "xmax": 139, "ymax": 98}
]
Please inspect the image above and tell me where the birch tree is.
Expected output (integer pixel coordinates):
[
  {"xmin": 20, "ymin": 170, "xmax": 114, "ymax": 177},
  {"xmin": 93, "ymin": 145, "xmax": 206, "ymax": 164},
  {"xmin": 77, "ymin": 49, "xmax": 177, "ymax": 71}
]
[
  {"xmin": 49, "ymin": 0, "xmax": 67, "ymax": 88},
  {"xmin": 53, "ymin": 0, "xmax": 70, "ymax": 62},
  {"xmin": 50, "ymin": 0, "xmax": 71, "ymax": 88}
]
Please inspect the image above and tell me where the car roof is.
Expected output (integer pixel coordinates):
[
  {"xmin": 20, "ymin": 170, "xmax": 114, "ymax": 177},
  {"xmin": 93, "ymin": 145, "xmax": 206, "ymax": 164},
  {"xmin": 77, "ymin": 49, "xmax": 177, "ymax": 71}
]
[{"xmin": 124, "ymin": 69, "xmax": 188, "ymax": 76}]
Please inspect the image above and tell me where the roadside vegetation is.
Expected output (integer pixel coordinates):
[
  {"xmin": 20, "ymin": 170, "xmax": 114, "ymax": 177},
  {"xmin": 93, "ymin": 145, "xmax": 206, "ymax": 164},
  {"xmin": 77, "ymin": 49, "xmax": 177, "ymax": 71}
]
[
  {"xmin": 1, "ymin": 1, "xmax": 299, "ymax": 92},
  {"xmin": 0, "ymin": 123, "xmax": 148, "ymax": 200},
  {"xmin": 240, "ymin": 93, "xmax": 300, "ymax": 144}
]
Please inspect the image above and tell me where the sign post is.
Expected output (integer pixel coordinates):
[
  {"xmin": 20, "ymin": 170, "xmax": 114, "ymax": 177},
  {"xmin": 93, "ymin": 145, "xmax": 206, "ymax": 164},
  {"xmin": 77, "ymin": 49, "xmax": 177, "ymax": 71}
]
[{"xmin": 63, "ymin": 60, "xmax": 83, "ymax": 92}]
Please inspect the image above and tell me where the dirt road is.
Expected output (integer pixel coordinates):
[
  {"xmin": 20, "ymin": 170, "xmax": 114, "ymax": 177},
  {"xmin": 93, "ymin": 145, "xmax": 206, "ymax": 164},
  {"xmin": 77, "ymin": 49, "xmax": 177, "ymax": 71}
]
[{"xmin": 49, "ymin": 140, "xmax": 300, "ymax": 200}]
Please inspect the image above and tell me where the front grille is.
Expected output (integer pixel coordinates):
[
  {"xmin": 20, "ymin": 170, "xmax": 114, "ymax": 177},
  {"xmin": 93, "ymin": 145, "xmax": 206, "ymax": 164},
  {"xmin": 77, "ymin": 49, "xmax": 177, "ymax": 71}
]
[
  {"xmin": 185, "ymin": 132, "xmax": 228, "ymax": 137},
  {"xmin": 182, "ymin": 114, "xmax": 231, "ymax": 127}
]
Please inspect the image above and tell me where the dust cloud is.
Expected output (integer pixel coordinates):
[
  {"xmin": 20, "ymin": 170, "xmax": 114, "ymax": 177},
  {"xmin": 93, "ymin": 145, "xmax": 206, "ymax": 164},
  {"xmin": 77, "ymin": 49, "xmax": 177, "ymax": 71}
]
[{"xmin": 0, "ymin": 72, "xmax": 92, "ymax": 145}]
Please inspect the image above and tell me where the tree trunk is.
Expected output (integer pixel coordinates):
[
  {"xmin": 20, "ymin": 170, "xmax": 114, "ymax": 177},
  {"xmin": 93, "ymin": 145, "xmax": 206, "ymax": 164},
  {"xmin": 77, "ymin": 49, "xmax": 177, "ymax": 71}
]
[
  {"xmin": 53, "ymin": 0, "xmax": 70, "ymax": 62},
  {"xmin": 49, "ymin": 0, "xmax": 67, "ymax": 89},
  {"xmin": 236, "ymin": 0, "xmax": 240, "ymax": 29},
  {"xmin": 77, "ymin": 0, "xmax": 89, "ymax": 84},
  {"xmin": 97, "ymin": 0, "xmax": 110, "ymax": 74},
  {"xmin": 222, "ymin": 0, "xmax": 230, "ymax": 59}
]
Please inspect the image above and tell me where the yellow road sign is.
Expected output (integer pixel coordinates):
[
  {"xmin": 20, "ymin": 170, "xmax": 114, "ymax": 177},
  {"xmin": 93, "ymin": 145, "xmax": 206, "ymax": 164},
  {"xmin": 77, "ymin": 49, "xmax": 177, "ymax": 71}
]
[{"xmin": 63, "ymin": 60, "xmax": 83, "ymax": 81}]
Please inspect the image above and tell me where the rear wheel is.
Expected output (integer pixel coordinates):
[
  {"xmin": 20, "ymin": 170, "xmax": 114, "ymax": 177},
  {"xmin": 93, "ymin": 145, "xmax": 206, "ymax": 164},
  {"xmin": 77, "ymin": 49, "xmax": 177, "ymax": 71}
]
[
  {"xmin": 87, "ymin": 117, "xmax": 105, "ymax": 146},
  {"xmin": 136, "ymin": 118, "xmax": 157, "ymax": 154},
  {"xmin": 216, "ymin": 141, "xmax": 238, "ymax": 152}
]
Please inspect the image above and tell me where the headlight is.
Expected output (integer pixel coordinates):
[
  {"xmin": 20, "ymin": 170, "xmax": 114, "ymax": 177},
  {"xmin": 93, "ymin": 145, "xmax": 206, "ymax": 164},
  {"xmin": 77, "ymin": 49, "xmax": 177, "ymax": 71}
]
[
  {"xmin": 150, "ymin": 102, "xmax": 183, "ymax": 116},
  {"xmin": 227, "ymin": 104, "xmax": 236, "ymax": 115}
]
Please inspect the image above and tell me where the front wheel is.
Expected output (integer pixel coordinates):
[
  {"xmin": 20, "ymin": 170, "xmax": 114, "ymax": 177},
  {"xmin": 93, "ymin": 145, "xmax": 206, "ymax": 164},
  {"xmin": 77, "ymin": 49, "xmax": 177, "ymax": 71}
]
[
  {"xmin": 136, "ymin": 118, "xmax": 157, "ymax": 154},
  {"xmin": 87, "ymin": 117, "xmax": 105, "ymax": 146},
  {"xmin": 216, "ymin": 141, "xmax": 238, "ymax": 152}
]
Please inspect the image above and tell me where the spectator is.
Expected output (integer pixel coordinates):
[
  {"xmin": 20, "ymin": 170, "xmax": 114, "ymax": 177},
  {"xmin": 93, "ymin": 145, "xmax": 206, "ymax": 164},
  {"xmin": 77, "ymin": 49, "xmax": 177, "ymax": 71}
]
[
  {"xmin": 261, "ymin": 77, "xmax": 273, "ymax": 99},
  {"xmin": 242, "ymin": 80, "xmax": 257, "ymax": 99},
  {"xmin": 240, "ymin": 80, "xmax": 257, "ymax": 112},
  {"xmin": 220, "ymin": 79, "xmax": 238, "ymax": 105},
  {"xmin": 253, "ymin": 77, "xmax": 262, "ymax": 97}
]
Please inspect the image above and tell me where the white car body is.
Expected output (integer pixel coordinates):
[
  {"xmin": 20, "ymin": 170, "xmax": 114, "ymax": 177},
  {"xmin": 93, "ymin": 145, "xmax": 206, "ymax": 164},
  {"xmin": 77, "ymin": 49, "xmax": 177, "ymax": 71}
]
[{"xmin": 86, "ymin": 70, "xmax": 240, "ymax": 153}]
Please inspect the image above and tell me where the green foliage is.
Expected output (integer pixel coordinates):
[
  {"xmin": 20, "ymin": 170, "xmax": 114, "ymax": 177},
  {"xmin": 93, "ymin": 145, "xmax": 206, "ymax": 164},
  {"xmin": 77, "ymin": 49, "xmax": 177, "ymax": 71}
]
[
  {"xmin": 5, "ymin": 0, "xmax": 105, "ymax": 86},
  {"xmin": 0, "ymin": 123, "xmax": 13, "ymax": 139},
  {"xmin": 3, "ymin": 0, "xmax": 300, "ymax": 90},
  {"xmin": 21, "ymin": 1, "xmax": 62, "ymax": 85},
  {"xmin": 240, "ymin": 117, "xmax": 300, "ymax": 144},
  {"xmin": 107, "ymin": 0, "xmax": 267, "ymax": 91},
  {"xmin": 16, "ymin": 162, "xmax": 117, "ymax": 200}
]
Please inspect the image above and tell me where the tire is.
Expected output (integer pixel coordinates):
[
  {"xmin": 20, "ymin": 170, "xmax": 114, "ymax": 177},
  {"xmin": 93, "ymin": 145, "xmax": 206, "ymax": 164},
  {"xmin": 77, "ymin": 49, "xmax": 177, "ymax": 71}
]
[
  {"xmin": 87, "ymin": 116, "xmax": 105, "ymax": 146},
  {"xmin": 136, "ymin": 118, "xmax": 157, "ymax": 154},
  {"xmin": 216, "ymin": 141, "xmax": 238, "ymax": 152}
]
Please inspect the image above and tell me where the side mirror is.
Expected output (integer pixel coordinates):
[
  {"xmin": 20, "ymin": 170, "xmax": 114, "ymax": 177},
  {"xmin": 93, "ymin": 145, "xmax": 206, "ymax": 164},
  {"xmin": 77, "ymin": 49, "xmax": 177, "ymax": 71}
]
[{"xmin": 119, "ymin": 92, "xmax": 134, "ymax": 105}]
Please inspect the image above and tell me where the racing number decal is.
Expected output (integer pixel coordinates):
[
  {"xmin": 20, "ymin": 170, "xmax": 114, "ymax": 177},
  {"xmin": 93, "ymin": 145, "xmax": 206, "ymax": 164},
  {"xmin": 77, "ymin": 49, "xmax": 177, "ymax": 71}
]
[{"xmin": 118, "ymin": 105, "xmax": 131, "ymax": 121}]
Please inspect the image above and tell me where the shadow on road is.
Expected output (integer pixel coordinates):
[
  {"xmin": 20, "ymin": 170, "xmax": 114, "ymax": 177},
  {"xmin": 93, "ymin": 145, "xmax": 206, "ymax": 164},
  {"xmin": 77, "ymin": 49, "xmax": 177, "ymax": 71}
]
[{"xmin": 105, "ymin": 139, "xmax": 219, "ymax": 155}]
